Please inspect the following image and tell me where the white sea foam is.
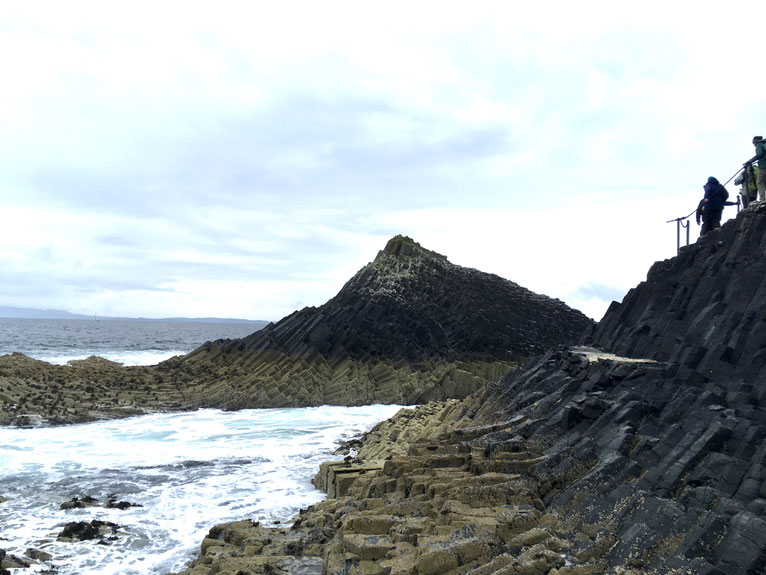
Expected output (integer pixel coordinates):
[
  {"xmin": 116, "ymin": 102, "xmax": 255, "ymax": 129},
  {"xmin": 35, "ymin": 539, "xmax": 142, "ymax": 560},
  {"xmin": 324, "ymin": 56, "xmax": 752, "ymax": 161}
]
[
  {"xmin": 36, "ymin": 350, "xmax": 187, "ymax": 366},
  {"xmin": 0, "ymin": 405, "xmax": 403, "ymax": 574}
]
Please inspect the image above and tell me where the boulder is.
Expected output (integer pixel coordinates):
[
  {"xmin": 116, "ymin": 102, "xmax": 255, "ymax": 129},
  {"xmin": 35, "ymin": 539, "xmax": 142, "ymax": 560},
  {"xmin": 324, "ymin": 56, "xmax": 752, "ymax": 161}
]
[{"xmin": 57, "ymin": 520, "xmax": 120, "ymax": 543}]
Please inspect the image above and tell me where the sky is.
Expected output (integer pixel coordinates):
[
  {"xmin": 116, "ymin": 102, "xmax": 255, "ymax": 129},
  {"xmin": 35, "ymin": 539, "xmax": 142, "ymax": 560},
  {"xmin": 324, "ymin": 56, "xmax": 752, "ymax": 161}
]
[{"xmin": 0, "ymin": 2, "xmax": 763, "ymax": 322}]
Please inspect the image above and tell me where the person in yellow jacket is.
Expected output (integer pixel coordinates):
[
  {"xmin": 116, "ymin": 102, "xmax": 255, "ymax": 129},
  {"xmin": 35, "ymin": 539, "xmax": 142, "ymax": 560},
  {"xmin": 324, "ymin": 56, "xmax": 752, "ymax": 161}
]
[
  {"xmin": 735, "ymin": 163, "xmax": 759, "ymax": 208},
  {"xmin": 745, "ymin": 136, "xmax": 766, "ymax": 202}
]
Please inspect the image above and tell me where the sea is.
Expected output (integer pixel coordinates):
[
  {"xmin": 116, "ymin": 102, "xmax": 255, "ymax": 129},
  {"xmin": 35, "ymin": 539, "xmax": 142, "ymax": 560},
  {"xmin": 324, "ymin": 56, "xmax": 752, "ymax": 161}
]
[
  {"xmin": 0, "ymin": 318, "xmax": 404, "ymax": 574},
  {"xmin": 0, "ymin": 318, "xmax": 264, "ymax": 366}
]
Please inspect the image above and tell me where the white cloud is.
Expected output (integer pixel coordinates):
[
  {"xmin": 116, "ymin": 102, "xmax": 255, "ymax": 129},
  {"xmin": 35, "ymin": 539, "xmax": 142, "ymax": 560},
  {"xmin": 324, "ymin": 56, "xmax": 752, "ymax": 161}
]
[{"xmin": 0, "ymin": 2, "xmax": 759, "ymax": 321}]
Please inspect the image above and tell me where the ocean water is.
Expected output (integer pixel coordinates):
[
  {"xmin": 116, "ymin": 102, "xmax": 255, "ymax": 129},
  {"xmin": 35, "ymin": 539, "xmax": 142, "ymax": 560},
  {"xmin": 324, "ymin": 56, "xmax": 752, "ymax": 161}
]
[
  {"xmin": 0, "ymin": 405, "xmax": 403, "ymax": 574},
  {"xmin": 0, "ymin": 318, "xmax": 405, "ymax": 573},
  {"xmin": 0, "ymin": 318, "xmax": 262, "ymax": 365}
]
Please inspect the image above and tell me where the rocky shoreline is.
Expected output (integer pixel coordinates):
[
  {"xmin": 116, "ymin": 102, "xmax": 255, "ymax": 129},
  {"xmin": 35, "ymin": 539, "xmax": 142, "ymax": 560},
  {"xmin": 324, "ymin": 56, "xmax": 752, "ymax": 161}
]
[
  {"xmin": 171, "ymin": 207, "xmax": 766, "ymax": 574},
  {"xmin": 0, "ymin": 353, "xmax": 189, "ymax": 427},
  {"xmin": 6, "ymin": 209, "xmax": 766, "ymax": 575},
  {"xmin": 172, "ymin": 344, "xmax": 766, "ymax": 574}
]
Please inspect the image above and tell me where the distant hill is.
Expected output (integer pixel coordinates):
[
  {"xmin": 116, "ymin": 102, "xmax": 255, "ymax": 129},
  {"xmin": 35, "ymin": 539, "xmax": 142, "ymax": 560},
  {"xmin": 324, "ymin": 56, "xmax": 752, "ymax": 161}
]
[
  {"xmin": 0, "ymin": 306, "xmax": 268, "ymax": 326},
  {"xmin": 0, "ymin": 306, "xmax": 89, "ymax": 319}
]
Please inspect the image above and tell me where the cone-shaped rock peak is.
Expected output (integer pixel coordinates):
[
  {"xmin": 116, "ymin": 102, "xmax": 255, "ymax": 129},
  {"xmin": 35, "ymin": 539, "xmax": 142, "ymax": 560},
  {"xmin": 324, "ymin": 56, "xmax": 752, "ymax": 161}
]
[
  {"xmin": 377, "ymin": 234, "xmax": 446, "ymax": 261},
  {"xmin": 210, "ymin": 235, "xmax": 592, "ymax": 362},
  {"xmin": 176, "ymin": 236, "xmax": 593, "ymax": 407}
]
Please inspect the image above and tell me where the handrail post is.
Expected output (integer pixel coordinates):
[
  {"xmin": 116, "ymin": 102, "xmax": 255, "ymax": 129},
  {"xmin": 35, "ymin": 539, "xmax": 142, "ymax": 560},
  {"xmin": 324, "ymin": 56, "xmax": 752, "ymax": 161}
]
[{"xmin": 667, "ymin": 208, "xmax": 699, "ymax": 255}]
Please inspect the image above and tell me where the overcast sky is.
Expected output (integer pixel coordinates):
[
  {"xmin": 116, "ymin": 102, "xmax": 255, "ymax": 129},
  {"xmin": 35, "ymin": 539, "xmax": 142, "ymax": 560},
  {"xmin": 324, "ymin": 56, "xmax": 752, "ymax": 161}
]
[{"xmin": 1, "ymin": 2, "xmax": 762, "ymax": 322}]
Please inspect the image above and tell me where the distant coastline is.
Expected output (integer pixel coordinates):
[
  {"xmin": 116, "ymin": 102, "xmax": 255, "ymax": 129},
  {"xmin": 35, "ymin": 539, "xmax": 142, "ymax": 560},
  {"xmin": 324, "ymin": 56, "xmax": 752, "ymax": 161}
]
[{"xmin": 0, "ymin": 305, "xmax": 269, "ymax": 326}]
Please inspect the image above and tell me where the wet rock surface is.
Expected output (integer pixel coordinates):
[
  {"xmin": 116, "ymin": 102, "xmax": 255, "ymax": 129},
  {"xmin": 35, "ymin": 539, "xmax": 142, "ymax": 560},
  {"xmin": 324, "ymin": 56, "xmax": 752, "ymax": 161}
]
[
  {"xmin": 57, "ymin": 519, "xmax": 120, "ymax": 543},
  {"xmin": 0, "ymin": 548, "xmax": 30, "ymax": 570},
  {"xmin": 24, "ymin": 548, "xmax": 52, "ymax": 563},
  {"xmin": 59, "ymin": 494, "xmax": 142, "ymax": 511},
  {"xmin": 59, "ymin": 495, "xmax": 100, "ymax": 510}
]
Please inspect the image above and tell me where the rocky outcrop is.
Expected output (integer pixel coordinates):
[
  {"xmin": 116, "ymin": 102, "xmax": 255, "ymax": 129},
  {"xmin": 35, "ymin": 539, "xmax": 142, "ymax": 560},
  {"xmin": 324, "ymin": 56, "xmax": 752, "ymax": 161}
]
[
  {"xmin": 0, "ymin": 236, "xmax": 590, "ymax": 425},
  {"xmin": 57, "ymin": 519, "xmax": 121, "ymax": 543},
  {"xmin": 234, "ymin": 235, "xmax": 588, "ymax": 361},
  {"xmin": 175, "ymin": 206, "xmax": 766, "ymax": 574},
  {"xmin": 0, "ymin": 353, "xmax": 188, "ymax": 426},
  {"xmin": 176, "ymin": 346, "xmax": 765, "ymax": 574},
  {"xmin": 60, "ymin": 494, "xmax": 142, "ymax": 510},
  {"xmin": 172, "ymin": 235, "xmax": 592, "ymax": 407},
  {"xmin": 0, "ymin": 549, "xmax": 29, "ymax": 571}
]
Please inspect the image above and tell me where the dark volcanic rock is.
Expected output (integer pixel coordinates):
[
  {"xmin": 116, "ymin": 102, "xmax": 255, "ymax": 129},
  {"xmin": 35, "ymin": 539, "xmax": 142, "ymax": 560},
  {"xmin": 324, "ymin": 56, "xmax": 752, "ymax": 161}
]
[
  {"xmin": 230, "ymin": 235, "xmax": 589, "ymax": 361},
  {"xmin": 60, "ymin": 495, "xmax": 99, "ymax": 510},
  {"xmin": 174, "ymin": 236, "xmax": 592, "ymax": 407},
  {"xmin": 60, "ymin": 494, "xmax": 142, "ymax": 511},
  {"xmin": 0, "ymin": 549, "xmax": 30, "ymax": 570},
  {"xmin": 175, "ymin": 208, "xmax": 766, "ymax": 575},
  {"xmin": 449, "ymin": 205, "xmax": 766, "ymax": 573},
  {"xmin": 106, "ymin": 494, "xmax": 142, "ymax": 510},
  {"xmin": 584, "ymin": 202, "xmax": 766, "ymax": 381},
  {"xmin": 57, "ymin": 519, "xmax": 120, "ymax": 542}
]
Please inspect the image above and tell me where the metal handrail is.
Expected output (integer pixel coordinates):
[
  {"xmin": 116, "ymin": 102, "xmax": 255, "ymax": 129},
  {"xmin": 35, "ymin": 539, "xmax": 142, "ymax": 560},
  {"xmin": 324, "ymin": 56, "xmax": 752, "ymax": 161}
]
[
  {"xmin": 665, "ymin": 163, "xmax": 749, "ymax": 255},
  {"xmin": 666, "ymin": 213, "xmax": 693, "ymax": 255},
  {"xmin": 667, "ymin": 197, "xmax": 741, "ymax": 255}
]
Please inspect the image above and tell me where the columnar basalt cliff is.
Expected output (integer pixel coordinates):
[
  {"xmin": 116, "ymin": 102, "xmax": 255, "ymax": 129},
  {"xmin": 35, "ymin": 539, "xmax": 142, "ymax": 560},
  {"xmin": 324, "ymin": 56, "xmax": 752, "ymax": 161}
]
[
  {"xmin": 584, "ymin": 203, "xmax": 766, "ymax": 381},
  {"xmin": 178, "ymin": 207, "xmax": 766, "ymax": 574},
  {"xmin": 171, "ymin": 235, "xmax": 593, "ymax": 408}
]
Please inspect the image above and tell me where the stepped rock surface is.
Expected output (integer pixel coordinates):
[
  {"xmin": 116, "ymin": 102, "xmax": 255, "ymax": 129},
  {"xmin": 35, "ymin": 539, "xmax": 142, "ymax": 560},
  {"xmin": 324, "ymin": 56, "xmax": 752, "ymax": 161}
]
[
  {"xmin": 177, "ymin": 206, "xmax": 766, "ymax": 575},
  {"xmin": 169, "ymin": 235, "xmax": 593, "ymax": 408},
  {"xmin": 0, "ymin": 236, "xmax": 591, "ymax": 425}
]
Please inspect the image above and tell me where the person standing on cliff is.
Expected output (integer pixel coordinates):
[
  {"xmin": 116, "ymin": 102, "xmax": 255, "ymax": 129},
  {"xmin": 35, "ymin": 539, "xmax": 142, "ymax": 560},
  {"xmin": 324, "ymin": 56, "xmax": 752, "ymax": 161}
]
[
  {"xmin": 735, "ymin": 164, "xmax": 758, "ymax": 208},
  {"xmin": 745, "ymin": 136, "xmax": 766, "ymax": 202},
  {"xmin": 699, "ymin": 176, "xmax": 729, "ymax": 235}
]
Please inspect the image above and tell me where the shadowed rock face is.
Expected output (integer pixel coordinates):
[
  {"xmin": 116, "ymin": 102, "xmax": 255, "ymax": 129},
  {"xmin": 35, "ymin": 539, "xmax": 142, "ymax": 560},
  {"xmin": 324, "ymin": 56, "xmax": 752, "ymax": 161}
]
[
  {"xmin": 584, "ymin": 203, "xmax": 766, "ymax": 379},
  {"xmin": 174, "ymin": 235, "xmax": 593, "ymax": 406}
]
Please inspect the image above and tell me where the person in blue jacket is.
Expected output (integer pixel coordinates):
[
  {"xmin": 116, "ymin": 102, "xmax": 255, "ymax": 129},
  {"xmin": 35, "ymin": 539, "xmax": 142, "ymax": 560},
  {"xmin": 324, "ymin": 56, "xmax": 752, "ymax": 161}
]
[{"xmin": 699, "ymin": 176, "xmax": 729, "ymax": 236}]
